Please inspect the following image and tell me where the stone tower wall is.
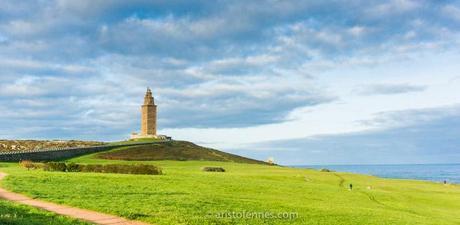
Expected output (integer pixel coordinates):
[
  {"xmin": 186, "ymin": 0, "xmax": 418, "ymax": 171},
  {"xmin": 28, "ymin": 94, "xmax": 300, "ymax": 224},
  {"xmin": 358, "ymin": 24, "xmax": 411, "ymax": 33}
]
[{"xmin": 141, "ymin": 104, "xmax": 157, "ymax": 135}]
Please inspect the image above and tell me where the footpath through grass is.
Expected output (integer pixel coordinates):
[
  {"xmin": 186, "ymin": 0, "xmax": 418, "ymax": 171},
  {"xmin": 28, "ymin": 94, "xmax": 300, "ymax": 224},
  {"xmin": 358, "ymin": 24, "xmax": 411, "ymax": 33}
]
[
  {"xmin": 0, "ymin": 199, "xmax": 92, "ymax": 225},
  {"xmin": 0, "ymin": 155, "xmax": 460, "ymax": 225}
]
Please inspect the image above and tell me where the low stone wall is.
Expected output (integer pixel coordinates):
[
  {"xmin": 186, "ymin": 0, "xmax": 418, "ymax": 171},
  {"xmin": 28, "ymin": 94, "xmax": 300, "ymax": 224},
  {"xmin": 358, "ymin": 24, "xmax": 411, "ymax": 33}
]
[{"xmin": 0, "ymin": 142, "xmax": 160, "ymax": 162}]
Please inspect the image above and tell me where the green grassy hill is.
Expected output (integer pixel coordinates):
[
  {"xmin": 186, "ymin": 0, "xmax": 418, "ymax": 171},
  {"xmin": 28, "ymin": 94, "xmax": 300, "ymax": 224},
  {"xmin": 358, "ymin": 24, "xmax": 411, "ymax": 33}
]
[
  {"xmin": 0, "ymin": 143, "xmax": 459, "ymax": 225},
  {"xmin": 97, "ymin": 140, "xmax": 268, "ymax": 164},
  {"xmin": 0, "ymin": 149, "xmax": 459, "ymax": 225}
]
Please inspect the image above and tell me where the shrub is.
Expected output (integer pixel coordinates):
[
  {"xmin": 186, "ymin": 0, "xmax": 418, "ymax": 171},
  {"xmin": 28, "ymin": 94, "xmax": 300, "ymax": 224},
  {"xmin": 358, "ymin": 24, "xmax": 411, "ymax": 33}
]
[
  {"xmin": 44, "ymin": 162, "xmax": 67, "ymax": 172},
  {"xmin": 202, "ymin": 167, "xmax": 225, "ymax": 172},
  {"xmin": 66, "ymin": 163, "xmax": 82, "ymax": 172},
  {"xmin": 79, "ymin": 164, "xmax": 161, "ymax": 175},
  {"xmin": 320, "ymin": 168, "xmax": 333, "ymax": 172},
  {"xmin": 102, "ymin": 164, "xmax": 125, "ymax": 174},
  {"xmin": 40, "ymin": 162, "xmax": 162, "ymax": 175},
  {"xmin": 127, "ymin": 164, "xmax": 162, "ymax": 175},
  {"xmin": 80, "ymin": 164, "xmax": 104, "ymax": 173},
  {"xmin": 19, "ymin": 160, "xmax": 42, "ymax": 170}
]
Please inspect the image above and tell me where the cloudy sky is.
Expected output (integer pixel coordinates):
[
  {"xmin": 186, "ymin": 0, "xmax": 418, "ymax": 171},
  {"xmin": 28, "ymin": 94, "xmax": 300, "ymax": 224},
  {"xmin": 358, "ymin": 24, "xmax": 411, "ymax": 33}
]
[{"xmin": 1, "ymin": 0, "xmax": 460, "ymax": 165}]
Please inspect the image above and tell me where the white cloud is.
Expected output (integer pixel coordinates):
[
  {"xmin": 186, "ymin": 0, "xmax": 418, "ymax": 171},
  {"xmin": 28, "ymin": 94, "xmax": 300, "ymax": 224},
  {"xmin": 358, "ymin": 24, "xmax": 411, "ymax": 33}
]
[
  {"xmin": 163, "ymin": 50, "xmax": 460, "ymax": 152},
  {"xmin": 0, "ymin": 0, "xmax": 459, "ymax": 154},
  {"xmin": 354, "ymin": 83, "xmax": 427, "ymax": 95},
  {"xmin": 348, "ymin": 26, "xmax": 367, "ymax": 37},
  {"xmin": 367, "ymin": 0, "xmax": 420, "ymax": 16},
  {"xmin": 0, "ymin": 76, "xmax": 61, "ymax": 97},
  {"xmin": 443, "ymin": 5, "xmax": 460, "ymax": 22}
]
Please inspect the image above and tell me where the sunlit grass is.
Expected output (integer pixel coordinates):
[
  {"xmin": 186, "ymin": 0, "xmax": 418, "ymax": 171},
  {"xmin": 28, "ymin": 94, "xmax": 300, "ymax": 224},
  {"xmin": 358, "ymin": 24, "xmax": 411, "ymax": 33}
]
[{"xmin": 1, "ymin": 158, "xmax": 459, "ymax": 225}]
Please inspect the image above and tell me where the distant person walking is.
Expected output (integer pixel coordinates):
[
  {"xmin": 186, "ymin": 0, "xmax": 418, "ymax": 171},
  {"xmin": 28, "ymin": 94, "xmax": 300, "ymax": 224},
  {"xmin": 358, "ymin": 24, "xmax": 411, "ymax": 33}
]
[
  {"xmin": 349, "ymin": 183, "xmax": 353, "ymax": 190},
  {"xmin": 444, "ymin": 180, "xmax": 447, "ymax": 185}
]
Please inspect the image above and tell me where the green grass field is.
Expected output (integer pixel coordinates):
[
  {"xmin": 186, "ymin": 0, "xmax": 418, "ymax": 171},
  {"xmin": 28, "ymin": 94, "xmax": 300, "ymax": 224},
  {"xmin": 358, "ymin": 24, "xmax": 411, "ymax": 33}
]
[
  {"xmin": 0, "ymin": 199, "xmax": 92, "ymax": 225},
  {"xmin": 1, "ymin": 151, "xmax": 460, "ymax": 225}
]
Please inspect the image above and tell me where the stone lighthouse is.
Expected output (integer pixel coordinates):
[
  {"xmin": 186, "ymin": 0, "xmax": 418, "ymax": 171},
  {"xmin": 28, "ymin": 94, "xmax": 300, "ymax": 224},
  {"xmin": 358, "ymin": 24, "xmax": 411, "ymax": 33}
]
[
  {"xmin": 141, "ymin": 88, "xmax": 157, "ymax": 136},
  {"xmin": 131, "ymin": 88, "xmax": 158, "ymax": 139}
]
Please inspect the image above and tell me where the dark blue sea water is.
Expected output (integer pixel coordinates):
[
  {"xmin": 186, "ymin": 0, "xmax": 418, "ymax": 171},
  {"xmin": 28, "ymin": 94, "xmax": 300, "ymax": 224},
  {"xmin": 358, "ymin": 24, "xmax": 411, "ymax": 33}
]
[{"xmin": 294, "ymin": 164, "xmax": 460, "ymax": 184}]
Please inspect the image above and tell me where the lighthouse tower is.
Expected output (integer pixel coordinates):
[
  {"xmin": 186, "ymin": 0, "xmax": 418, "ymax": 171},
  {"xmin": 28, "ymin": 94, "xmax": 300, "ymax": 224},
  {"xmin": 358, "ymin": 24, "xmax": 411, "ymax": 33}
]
[
  {"xmin": 131, "ymin": 88, "xmax": 158, "ymax": 139},
  {"xmin": 141, "ymin": 88, "xmax": 157, "ymax": 136}
]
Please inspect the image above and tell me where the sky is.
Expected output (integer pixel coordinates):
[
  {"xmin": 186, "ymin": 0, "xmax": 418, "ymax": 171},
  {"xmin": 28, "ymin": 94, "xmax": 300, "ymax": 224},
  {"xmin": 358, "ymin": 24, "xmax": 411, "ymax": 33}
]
[{"xmin": 0, "ymin": 0, "xmax": 460, "ymax": 165}]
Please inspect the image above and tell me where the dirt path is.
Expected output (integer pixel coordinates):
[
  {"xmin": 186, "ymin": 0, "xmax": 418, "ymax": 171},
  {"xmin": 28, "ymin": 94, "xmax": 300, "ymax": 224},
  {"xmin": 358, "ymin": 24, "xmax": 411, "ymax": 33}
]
[
  {"xmin": 333, "ymin": 173, "xmax": 345, "ymax": 187},
  {"xmin": 0, "ymin": 172, "xmax": 151, "ymax": 225}
]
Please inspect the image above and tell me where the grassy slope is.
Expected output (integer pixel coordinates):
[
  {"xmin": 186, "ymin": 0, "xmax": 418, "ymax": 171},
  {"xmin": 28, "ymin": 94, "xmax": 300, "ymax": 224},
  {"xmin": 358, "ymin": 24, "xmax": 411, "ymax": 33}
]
[
  {"xmin": 0, "ymin": 199, "xmax": 92, "ymax": 225},
  {"xmin": 97, "ymin": 140, "xmax": 267, "ymax": 164},
  {"xmin": 1, "ymin": 154, "xmax": 460, "ymax": 225}
]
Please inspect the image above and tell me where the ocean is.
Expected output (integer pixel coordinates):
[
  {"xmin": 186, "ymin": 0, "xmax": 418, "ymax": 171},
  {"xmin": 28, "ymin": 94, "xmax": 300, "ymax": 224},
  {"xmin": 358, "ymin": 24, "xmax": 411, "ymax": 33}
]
[{"xmin": 294, "ymin": 164, "xmax": 460, "ymax": 184}]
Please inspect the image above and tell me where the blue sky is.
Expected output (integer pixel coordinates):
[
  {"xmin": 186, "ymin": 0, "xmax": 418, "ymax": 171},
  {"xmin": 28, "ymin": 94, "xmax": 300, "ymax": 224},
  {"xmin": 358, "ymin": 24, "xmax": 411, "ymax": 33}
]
[{"xmin": 0, "ymin": 0, "xmax": 460, "ymax": 165}]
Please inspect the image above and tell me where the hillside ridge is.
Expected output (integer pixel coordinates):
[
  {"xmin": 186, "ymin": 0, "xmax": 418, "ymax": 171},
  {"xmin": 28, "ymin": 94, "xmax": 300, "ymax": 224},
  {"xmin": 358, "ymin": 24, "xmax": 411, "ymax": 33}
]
[{"xmin": 96, "ymin": 140, "xmax": 268, "ymax": 164}]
